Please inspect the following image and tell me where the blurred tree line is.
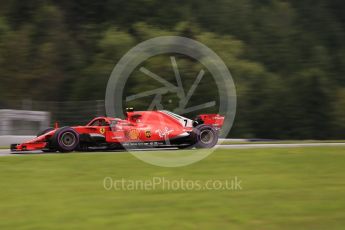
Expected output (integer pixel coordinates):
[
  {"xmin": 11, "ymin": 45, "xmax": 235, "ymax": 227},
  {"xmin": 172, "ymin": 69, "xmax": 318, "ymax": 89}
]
[{"xmin": 0, "ymin": 0, "xmax": 344, "ymax": 139}]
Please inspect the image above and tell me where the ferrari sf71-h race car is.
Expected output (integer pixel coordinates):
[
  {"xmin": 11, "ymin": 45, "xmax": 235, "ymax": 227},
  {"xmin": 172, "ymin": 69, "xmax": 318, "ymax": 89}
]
[{"xmin": 11, "ymin": 110, "xmax": 224, "ymax": 153}]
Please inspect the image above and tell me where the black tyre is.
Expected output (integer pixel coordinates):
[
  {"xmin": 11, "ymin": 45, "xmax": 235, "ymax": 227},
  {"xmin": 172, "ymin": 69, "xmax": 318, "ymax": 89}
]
[
  {"xmin": 193, "ymin": 125, "xmax": 218, "ymax": 149},
  {"xmin": 51, "ymin": 127, "xmax": 79, "ymax": 152},
  {"xmin": 37, "ymin": 127, "xmax": 54, "ymax": 137}
]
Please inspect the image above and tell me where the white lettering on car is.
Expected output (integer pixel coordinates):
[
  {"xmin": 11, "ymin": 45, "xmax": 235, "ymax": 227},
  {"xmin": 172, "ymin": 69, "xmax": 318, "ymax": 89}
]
[{"xmin": 155, "ymin": 127, "xmax": 174, "ymax": 138}]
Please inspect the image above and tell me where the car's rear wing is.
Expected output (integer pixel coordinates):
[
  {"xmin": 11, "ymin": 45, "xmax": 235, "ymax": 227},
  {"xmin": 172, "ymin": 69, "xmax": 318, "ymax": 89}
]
[{"xmin": 195, "ymin": 114, "xmax": 225, "ymax": 129}]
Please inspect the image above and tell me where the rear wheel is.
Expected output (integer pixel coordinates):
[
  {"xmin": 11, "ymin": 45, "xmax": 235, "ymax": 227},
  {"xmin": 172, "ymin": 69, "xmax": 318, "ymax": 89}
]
[
  {"xmin": 51, "ymin": 127, "xmax": 79, "ymax": 152},
  {"xmin": 193, "ymin": 125, "xmax": 218, "ymax": 148}
]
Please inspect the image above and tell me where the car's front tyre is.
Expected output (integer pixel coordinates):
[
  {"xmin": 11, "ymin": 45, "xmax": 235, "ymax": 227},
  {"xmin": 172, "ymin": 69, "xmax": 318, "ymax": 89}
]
[{"xmin": 51, "ymin": 127, "xmax": 79, "ymax": 152}]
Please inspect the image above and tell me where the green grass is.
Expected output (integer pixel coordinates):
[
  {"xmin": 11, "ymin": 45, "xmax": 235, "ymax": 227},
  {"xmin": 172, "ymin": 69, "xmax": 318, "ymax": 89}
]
[
  {"xmin": 1, "ymin": 147, "xmax": 345, "ymax": 229},
  {"xmin": 219, "ymin": 140, "xmax": 345, "ymax": 145}
]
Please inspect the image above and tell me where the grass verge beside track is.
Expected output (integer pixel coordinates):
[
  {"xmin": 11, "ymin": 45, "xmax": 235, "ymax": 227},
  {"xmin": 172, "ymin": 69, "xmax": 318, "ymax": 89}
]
[
  {"xmin": 219, "ymin": 140, "xmax": 345, "ymax": 145},
  {"xmin": 1, "ymin": 147, "xmax": 345, "ymax": 229}
]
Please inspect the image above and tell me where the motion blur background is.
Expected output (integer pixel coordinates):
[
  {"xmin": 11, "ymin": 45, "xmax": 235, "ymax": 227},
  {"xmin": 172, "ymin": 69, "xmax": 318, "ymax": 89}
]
[{"xmin": 0, "ymin": 0, "xmax": 344, "ymax": 139}]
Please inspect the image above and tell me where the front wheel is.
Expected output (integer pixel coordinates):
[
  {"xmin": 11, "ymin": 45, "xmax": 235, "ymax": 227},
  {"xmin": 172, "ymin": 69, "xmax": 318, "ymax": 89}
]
[{"xmin": 51, "ymin": 127, "xmax": 80, "ymax": 152}]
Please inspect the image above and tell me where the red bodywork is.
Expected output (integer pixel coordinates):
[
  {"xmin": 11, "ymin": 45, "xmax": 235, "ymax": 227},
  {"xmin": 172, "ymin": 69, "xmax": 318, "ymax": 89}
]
[{"xmin": 11, "ymin": 110, "xmax": 224, "ymax": 152}]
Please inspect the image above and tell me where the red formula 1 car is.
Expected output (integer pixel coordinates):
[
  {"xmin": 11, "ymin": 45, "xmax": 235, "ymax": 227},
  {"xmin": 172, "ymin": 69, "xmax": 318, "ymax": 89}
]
[{"xmin": 11, "ymin": 110, "xmax": 224, "ymax": 153}]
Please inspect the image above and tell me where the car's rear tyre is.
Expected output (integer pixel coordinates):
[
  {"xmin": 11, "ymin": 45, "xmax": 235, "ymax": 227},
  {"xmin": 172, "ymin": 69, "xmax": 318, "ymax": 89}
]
[
  {"xmin": 193, "ymin": 125, "xmax": 218, "ymax": 149},
  {"xmin": 51, "ymin": 127, "xmax": 79, "ymax": 152}
]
